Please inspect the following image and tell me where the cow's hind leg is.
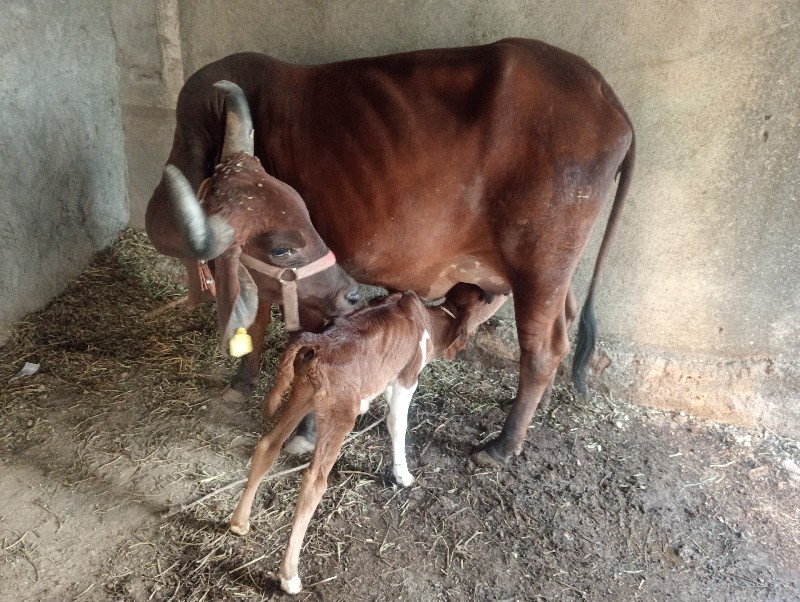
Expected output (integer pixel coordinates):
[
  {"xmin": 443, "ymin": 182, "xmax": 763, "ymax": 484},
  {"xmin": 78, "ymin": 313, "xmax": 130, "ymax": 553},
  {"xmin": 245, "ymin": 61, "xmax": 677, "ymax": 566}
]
[
  {"xmin": 230, "ymin": 389, "xmax": 314, "ymax": 536},
  {"xmin": 472, "ymin": 284, "xmax": 571, "ymax": 467},
  {"xmin": 278, "ymin": 404, "xmax": 358, "ymax": 594},
  {"xmin": 536, "ymin": 286, "xmax": 578, "ymax": 414},
  {"xmin": 224, "ymin": 298, "xmax": 272, "ymax": 402}
]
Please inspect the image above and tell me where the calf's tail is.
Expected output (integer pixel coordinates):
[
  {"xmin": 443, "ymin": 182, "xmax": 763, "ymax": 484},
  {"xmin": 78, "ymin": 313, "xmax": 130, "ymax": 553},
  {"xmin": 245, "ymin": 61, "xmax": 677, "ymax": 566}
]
[
  {"xmin": 264, "ymin": 344, "xmax": 317, "ymax": 417},
  {"xmin": 572, "ymin": 110, "xmax": 636, "ymax": 394}
]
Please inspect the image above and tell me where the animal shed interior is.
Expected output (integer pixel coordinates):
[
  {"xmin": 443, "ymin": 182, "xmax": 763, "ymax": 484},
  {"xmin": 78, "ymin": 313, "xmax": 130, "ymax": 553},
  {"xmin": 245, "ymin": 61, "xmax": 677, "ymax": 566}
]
[{"xmin": 0, "ymin": 230, "xmax": 798, "ymax": 601}]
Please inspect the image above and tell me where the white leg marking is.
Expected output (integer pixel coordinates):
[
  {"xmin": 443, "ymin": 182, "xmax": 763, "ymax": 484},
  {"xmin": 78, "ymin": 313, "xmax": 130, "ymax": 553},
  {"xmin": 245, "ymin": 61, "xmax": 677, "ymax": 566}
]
[
  {"xmin": 387, "ymin": 379, "xmax": 418, "ymax": 487},
  {"xmin": 281, "ymin": 575, "xmax": 303, "ymax": 594},
  {"xmin": 419, "ymin": 329, "xmax": 430, "ymax": 368},
  {"xmin": 283, "ymin": 435, "xmax": 315, "ymax": 455},
  {"xmin": 360, "ymin": 390, "xmax": 381, "ymax": 414}
]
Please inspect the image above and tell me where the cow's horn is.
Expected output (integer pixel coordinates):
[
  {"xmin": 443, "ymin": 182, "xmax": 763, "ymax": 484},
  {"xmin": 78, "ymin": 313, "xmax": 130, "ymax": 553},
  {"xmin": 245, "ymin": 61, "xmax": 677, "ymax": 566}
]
[
  {"xmin": 214, "ymin": 80, "xmax": 254, "ymax": 159},
  {"xmin": 163, "ymin": 165, "xmax": 234, "ymax": 261}
]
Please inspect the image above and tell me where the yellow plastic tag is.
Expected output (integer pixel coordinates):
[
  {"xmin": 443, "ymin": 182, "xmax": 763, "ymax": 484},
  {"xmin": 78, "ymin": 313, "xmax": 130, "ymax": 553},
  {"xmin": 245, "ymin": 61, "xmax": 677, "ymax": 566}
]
[{"xmin": 229, "ymin": 327, "xmax": 253, "ymax": 357}]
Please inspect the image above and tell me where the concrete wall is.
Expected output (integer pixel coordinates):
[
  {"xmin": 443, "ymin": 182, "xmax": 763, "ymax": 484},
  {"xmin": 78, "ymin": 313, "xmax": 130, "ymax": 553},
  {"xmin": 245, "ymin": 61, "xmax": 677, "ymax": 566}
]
[
  {"xmin": 110, "ymin": 0, "xmax": 182, "ymax": 230},
  {"xmin": 91, "ymin": 1, "xmax": 800, "ymax": 436},
  {"xmin": 0, "ymin": 0, "xmax": 129, "ymax": 344}
]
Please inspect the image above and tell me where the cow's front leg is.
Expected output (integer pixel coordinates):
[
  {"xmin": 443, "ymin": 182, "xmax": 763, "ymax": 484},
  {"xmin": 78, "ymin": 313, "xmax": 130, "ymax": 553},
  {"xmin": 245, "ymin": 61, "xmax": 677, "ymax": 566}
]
[
  {"xmin": 283, "ymin": 412, "xmax": 317, "ymax": 455},
  {"xmin": 224, "ymin": 298, "xmax": 271, "ymax": 402}
]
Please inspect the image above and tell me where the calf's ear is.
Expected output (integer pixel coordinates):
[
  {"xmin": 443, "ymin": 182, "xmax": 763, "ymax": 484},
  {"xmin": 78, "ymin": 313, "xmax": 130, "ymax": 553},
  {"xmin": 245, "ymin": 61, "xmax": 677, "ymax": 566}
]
[{"xmin": 443, "ymin": 324, "xmax": 469, "ymax": 361}]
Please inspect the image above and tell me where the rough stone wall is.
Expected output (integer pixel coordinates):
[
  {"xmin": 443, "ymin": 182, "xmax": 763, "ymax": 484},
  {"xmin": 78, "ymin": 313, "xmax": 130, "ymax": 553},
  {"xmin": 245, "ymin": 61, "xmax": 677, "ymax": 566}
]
[
  {"xmin": 0, "ymin": 1, "xmax": 129, "ymax": 344},
  {"xmin": 121, "ymin": 1, "xmax": 799, "ymax": 436}
]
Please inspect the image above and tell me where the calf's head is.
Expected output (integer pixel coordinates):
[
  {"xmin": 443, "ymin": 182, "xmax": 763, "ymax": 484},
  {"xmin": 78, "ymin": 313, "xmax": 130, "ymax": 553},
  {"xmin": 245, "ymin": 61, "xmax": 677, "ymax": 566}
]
[
  {"xmin": 438, "ymin": 283, "xmax": 496, "ymax": 361},
  {"xmin": 162, "ymin": 81, "xmax": 360, "ymax": 348}
]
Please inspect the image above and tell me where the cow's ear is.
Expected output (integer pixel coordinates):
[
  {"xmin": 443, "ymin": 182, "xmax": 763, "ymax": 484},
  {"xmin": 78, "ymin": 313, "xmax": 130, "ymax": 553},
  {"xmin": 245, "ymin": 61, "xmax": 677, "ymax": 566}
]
[
  {"xmin": 215, "ymin": 247, "xmax": 258, "ymax": 354},
  {"xmin": 225, "ymin": 264, "xmax": 259, "ymax": 341}
]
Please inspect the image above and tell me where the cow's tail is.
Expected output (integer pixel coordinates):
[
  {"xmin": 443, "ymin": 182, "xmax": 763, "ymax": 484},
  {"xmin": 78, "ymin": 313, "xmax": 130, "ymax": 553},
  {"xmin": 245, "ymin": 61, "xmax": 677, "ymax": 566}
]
[
  {"xmin": 572, "ymin": 103, "xmax": 636, "ymax": 394},
  {"xmin": 263, "ymin": 343, "xmax": 317, "ymax": 418}
]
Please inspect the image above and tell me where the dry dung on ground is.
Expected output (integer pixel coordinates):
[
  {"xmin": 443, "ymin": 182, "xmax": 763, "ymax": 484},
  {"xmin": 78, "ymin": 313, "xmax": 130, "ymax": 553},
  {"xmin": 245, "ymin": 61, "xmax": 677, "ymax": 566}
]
[{"xmin": 0, "ymin": 229, "xmax": 798, "ymax": 601}]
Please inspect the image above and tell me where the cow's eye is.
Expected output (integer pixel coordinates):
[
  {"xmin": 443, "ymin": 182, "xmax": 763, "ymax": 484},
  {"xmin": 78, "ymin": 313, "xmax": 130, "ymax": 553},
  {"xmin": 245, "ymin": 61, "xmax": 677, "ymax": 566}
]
[{"xmin": 271, "ymin": 246, "xmax": 294, "ymax": 258}]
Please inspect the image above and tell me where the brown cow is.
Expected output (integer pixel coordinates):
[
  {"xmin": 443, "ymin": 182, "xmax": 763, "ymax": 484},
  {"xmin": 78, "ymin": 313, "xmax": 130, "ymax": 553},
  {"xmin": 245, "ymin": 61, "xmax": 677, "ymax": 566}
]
[
  {"xmin": 229, "ymin": 284, "xmax": 492, "ymax": 594},
  {"xmin": 145, "ymin": 38, "xmax": 635, "ymax": 467}
]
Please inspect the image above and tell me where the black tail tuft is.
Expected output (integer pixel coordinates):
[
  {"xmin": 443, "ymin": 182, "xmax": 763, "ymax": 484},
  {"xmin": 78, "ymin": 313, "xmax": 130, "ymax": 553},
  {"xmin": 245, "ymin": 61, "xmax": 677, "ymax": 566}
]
[{"xmin": 571, "ymin": 297, "xmax": 596, "ymax": 395}]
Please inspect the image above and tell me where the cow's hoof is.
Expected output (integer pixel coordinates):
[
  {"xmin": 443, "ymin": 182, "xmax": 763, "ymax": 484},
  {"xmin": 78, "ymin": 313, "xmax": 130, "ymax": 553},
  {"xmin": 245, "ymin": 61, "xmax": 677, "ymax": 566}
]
[
  {"xmin": 229, "ymin": 521, "xmax": 250, "ymax": 536},
  {"xmin": 225, "ymin": 373, "xmax": 257, "ymax": 402},
  {"xmin": 471, "ymin": 442, "xmax": 508, "ymax": 468},
  {"xmin": 222, "ymin": 386, "xmax": 247, "ymax": 404},
  {"xmin": 280, "ymin": 575, "xmax": 303, "ymax": 595},
  {"xmin": 283, "ymin": 434, "xmax": 315, "ymax": 455}
]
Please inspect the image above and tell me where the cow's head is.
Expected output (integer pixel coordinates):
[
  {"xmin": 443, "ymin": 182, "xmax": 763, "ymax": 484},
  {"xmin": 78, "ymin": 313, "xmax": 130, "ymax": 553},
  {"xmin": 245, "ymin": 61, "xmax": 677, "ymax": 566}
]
[{"xmin": 162, "ymin": 80, "xmax": 360, "ymax": 350}]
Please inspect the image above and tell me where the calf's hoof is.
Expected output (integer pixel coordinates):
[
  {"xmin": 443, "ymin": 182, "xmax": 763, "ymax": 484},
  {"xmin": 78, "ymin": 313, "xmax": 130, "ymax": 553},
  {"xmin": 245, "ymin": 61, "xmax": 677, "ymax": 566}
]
[
  {"xmin": 280, "ymin": 575, "xmax": 303, "ymax": 595},
  {"xmin": 392, "ymin": 467, "xmax": 415, "ymax": 487},
  {"xmin": 283, "ymin": 434, "xmax": 315, "ymax": 455},
  {"xmin": 229, "ymin": 521, "xmax": 250, "ymax": 536}
]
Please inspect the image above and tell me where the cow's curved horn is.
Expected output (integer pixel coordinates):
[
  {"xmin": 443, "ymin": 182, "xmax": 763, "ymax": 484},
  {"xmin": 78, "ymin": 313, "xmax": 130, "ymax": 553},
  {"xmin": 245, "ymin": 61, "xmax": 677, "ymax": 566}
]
[
  {"xmin": 214, "ymin": 80, "xmax": 254, "ymax": 159},
  {"xmin": 163, "ymin": 165, "xmax": 234, "ymax": 261}
]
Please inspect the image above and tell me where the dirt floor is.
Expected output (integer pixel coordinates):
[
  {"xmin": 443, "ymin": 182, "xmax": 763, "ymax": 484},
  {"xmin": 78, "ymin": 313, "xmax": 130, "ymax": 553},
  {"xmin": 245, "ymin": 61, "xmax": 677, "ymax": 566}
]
[{"xmin": 1, "ymin": 231, "xmax": 798, "ymax": 602}]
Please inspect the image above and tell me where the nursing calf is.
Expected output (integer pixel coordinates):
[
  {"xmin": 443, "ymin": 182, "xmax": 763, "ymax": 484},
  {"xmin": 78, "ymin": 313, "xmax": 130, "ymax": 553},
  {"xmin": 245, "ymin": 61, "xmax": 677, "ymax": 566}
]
[{"xmin": 229, "ymin": 284, "xmax": 492, "ymax": 594}]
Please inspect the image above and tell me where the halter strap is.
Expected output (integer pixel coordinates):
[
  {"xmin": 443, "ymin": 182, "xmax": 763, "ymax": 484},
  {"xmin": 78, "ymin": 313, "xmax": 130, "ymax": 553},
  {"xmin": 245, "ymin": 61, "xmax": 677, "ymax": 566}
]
[
  {"xmin": 239, "ymin": 250, "xmax": 336, "ymax": 282},
  {"xmin": 239, "ymin": 250, "xmax": 337, "ymax": 332}
]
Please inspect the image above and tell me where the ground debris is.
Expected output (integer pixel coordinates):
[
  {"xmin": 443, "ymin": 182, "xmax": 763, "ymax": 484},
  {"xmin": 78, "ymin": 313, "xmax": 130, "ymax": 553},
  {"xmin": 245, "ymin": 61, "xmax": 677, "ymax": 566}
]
[{"xmin": 0, "ymin": 229, "xmax": 798, "ymax": 602}]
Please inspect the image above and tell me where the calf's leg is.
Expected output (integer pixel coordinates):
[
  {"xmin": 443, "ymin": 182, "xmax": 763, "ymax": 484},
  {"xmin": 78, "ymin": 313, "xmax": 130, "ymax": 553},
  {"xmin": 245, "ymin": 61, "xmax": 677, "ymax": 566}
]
[
  {"xmin": 385, "ymin": 380, "xmax": 418, "ymax": 486},
  {"xmin": 279, "ymin": 404, "xmax": 358, "ymax": 594},
  {"xmin": 230, "ymin": 389, "xmax": 314, "ymax": 536}
]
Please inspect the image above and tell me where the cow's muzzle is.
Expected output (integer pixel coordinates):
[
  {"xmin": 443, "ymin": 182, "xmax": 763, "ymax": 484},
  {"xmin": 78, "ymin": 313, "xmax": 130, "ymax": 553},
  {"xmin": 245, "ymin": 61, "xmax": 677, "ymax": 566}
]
[{"xmin": 239, "ymin": 251, "xmax": 339, "ymax": 332}]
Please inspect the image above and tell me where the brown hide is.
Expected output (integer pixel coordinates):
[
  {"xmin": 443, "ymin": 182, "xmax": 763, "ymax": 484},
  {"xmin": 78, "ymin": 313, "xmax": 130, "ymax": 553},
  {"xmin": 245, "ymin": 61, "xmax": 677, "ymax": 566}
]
[{"xmin": 146, "ymin": 38, "xmax": 635, "ymax": 465}]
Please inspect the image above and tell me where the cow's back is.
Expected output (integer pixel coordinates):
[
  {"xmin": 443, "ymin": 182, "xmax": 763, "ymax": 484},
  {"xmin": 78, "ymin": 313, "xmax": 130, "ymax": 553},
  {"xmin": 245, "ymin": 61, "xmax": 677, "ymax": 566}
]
[{"xmin": 267, "ymin": 40, "xmax": 631, "ymax": 296}]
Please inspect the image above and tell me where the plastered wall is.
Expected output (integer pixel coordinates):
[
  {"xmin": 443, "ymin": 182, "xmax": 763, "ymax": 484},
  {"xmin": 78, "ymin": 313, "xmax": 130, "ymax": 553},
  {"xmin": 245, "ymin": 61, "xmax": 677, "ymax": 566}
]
[{"xmin": 0, "ymin": 1, "xmax": 129, "ymax": 343}]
